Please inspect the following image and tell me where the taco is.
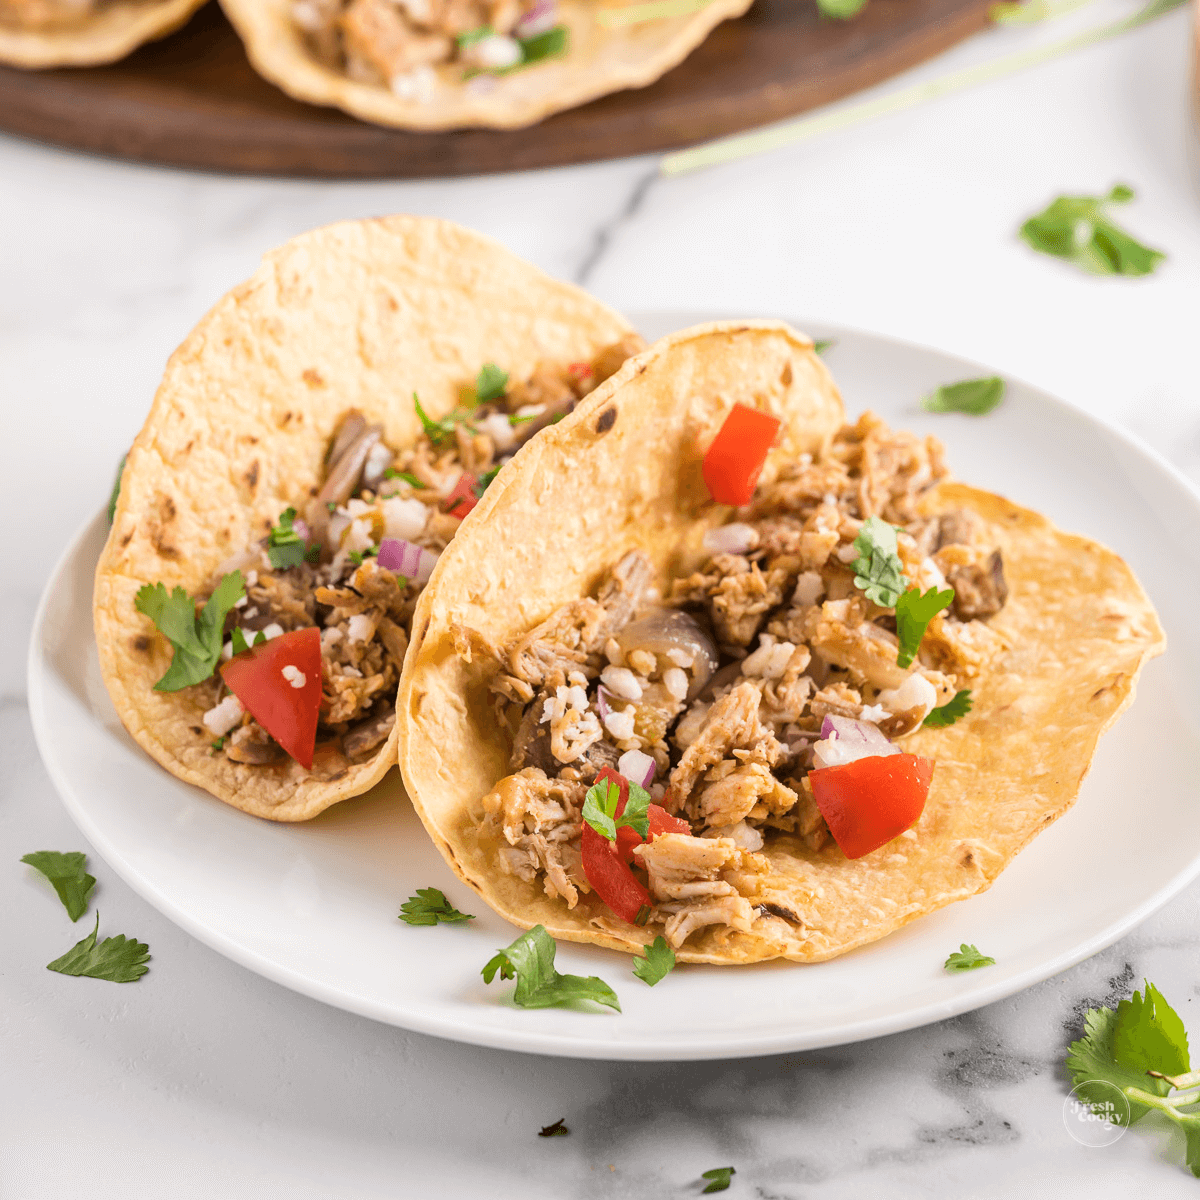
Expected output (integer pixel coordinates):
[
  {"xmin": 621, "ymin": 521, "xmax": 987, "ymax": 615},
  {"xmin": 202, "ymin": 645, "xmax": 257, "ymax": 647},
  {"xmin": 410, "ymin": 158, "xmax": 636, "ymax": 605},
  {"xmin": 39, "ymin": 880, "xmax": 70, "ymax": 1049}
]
[
  {"xmin": 0, "ymin": 0, "xmax": 206, "ymax": 67},
  {"xmin": 398, "ymin": 321, "xmax": 1164, "ymax": 964},
  {"xmin": 94, "ymin": 214, "xmax": 642, "ymax": 822},
  {"xmin": 219, "ymin": 0, "xmax": 753, "ymax": 131}
]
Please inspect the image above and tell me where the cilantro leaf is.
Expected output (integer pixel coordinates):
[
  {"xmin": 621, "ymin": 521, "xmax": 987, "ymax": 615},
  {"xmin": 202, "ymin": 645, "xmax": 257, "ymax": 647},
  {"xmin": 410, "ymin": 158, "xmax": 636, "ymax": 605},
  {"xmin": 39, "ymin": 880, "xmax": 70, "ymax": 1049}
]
[
  {"xmin": 106, "ymin": 456, "xmax": 125, "ymax": 524},
  {"xmin": 1114, "ymin": 981, "xmax": 1191, "ymax": 1084},
  {"xmin": 267, "ymin": 506, "xmax": 307, "ymax": 570},
  {"xmin": 923, "ymin": 689, "xmax": 972, "ymax": 728},
  {"xmin": 633, "ymin": 936, "xmax": 675, "ymax": 987},
  {"xmin": 701, "ymin": 1166, "xmax": 736, "ymax": 1193},
  {"xmin": 384, "ymin": 468, "xmax": 424, "ymax": 487},
  {"xmin": 851, "ymin": 516, "xmax": 908, "ymax": 608},
  {"xmin": 519, "ymin": 24, "xmax": 568, "ymax": 63},
  {"xmin": 817, "ymin": 0, "xmax": 867, "ymax": 15},
  {"xmin": 398, "ymin": 887, "xmax": 475, "ymax": 926},
  {"xmin": 894, "ymin": 586, "xmax": 954, "ymax": 668},
  {"xmin": 582, "ymin": 779, "xmax": 620, "ymax": 841},
  {"xmin": 474, "ymin": 363, "xmax": 509, "ymax": 405},
  {"xmin": 456, "ymin": 24, "xmax": 492, "ymax": 48},
  {"xmin": 21, "ymin": 850, "xmax": 95, "ymax": 921},
  {"xmin": 921, "ymin": 376, "xmax": 1006, "ymax": 416},
  {"xmin": 474, "ymin": 464, "xmax": 502, "ymax": 498},
  {"xmin": 481, "ymin": 925, "xmax": 620, "ymax": 1011},
  {"xmin": 812, "ymin": 339, "xmax": 835, "ymax": 354},
  {"xmin": 46, "ymin": 913, "xmax": 150, "ymax": 983},
  {"xmin": 944, "ymin": 943, "xmax": 995, "ymax": 971},
  {"xmin": 621, "ymin": 781, "xmax": 651, "ymax": 840},
  {"xmin": 135, "ymin": 571, "xmax": 244, "ymax": 692},
  {"xmin": 347, "ymin": 546, "xmax": 378, "ymax": 568},
  {"xmin": 230, "ymin": 627, "xmax": 266, "ymax": 656},
  {"xmin": 1067, "ymin": 1003, "xmax": 1169, "ymax": 1123},
  {"xmin": 414, "ymin": 392, "xmax": 462, "ymax": 446},
  {"xmin": 538, "ymin": 1119, "xmax": 569, "ymax": 1137},
  {"xmin": 1020, "ymin": 184, "xmax": 1165, "ymax": 276}
]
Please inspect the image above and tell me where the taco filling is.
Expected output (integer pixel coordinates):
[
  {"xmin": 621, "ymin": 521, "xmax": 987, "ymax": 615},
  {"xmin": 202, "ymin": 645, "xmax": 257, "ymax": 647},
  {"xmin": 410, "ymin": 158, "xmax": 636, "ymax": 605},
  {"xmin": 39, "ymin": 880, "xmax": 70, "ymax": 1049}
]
[
  {"xmin": 0, "ymin": 0, "xmax": 149, "ymax": 29},
  {"xmin": 462, "ymin": 409, "xmax": 1010, "ymax": 950},
  {"xmin": 136, "ymin": 337, "xmax": 643, "ymax": 779},
  {"xmin": 291, "ymin": 0, "xmax": 570, "ymax": 100}
]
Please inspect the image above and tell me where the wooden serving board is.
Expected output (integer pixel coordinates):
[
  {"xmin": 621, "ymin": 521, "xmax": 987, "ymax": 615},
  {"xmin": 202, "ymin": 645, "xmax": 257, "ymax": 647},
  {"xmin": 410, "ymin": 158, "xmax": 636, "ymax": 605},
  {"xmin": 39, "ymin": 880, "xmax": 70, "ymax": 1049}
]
[{"xmin": 0, "ymin": 0, "xmax": 994, "ymax": 178}]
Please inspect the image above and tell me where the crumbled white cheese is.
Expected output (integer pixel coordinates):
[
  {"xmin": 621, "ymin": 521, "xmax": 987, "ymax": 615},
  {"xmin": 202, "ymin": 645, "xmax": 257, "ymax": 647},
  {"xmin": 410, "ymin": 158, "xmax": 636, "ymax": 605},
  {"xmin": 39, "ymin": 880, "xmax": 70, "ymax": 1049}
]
[
  {"xmin": 390, "ymin": 64, "xmax": 436, "ymax": 103},
  {"xmin": 321, "ymin": 626, "xmax": 343, "ymax": 646},
  {"xmin": 878, "ymin": 673, "xmax": 938, "ymax": 717},
  {"xmin": 663, "ymin": 667, "xmax": 689, "ymax": 702},
  {"xmin": 382, "ymin": 497, "xmax": 428, "ymax": 542},
  {"xmin": 344, "ymin": 518, "xmax": 374, "ymax": 554},
  {"xmin": 792, "ymin": 570, "xmax": 825, "ymax": 607},
  {"xmin": 245, "ymin": 570, "xmax": 258, "ymax": 588},
  {"xmin": 665, "ymin": 647, "xmax": 694, "ymax": 668},
  {"xmin": 476, "ymin": 413, "xmax": 517, "ymax": 453},
  {"xmin": 234, "ymin": 594, "xmax": 248, "ymax": 609},
  {"xmin": 601, "ymin": 665, "xmax": 643, "ymax": 700},
  {"xmin": 281, "ymin": 664, "xmax": 306, "ymax": 689},
  {"xmin": 741, "ymin": 634, "xmax": 795, "ymax": 680},
  {"xmin": 347, "ymin": 614, "xmax": 374, "ymax": 643},
  {"xmin": 603, "ymin": 709, "xmax": 636, "ymax": 741},
  {"xmin": 702, "ymin": 522, "xmax": 759, "ymax": 556},
  {"xmin": 202, "ymin": 694, "xmax": 244, "ymax": 737},
  {"xmin": 858, "ymin": 703, "xmax": 888, "ymax": 723},
  {"xmin": 261, "ymin": 623, "xmax": 284, "ymax": 641}
]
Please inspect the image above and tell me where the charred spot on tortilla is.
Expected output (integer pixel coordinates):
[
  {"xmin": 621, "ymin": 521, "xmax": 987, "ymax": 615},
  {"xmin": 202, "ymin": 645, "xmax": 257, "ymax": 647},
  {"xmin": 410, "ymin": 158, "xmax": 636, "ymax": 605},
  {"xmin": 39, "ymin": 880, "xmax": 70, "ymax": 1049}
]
[
  {"xmin": 245, "ymin": 461, "xmax": 260, "ymax": 492},
  {"xmin": 132, "ymin": 635, "xmax": 150, "ymax": 652},
  {"xmin": 595, "ymin": 408, "xmax": 617, "ymax": 435}
]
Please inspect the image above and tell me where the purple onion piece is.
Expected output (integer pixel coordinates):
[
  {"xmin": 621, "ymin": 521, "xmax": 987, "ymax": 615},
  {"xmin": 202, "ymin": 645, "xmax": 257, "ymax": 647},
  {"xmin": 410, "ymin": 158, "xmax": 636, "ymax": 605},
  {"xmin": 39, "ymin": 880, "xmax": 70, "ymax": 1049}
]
[
  {"xmin": 293, "ymin": 517, "xmax": 312, "ymax": 543},
  {"xmin": 618, "ymin": 749, "xmax": 656, "ymax": 789},
  {"xmin": 596, "ymin": 685, "xmax": 613, "ymax": 720}
]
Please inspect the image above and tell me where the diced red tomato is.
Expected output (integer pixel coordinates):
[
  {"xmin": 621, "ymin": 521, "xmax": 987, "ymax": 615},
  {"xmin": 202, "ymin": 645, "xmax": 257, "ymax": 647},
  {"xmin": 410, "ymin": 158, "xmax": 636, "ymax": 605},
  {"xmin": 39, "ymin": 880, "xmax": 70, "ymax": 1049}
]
[
  {"xmin": 220, "ymin": 627, "xmax": 323, "ymax": 770},
  {"xmin": 445, "ymin": 471, "xmax": 478, "ymax": 518},
  {"xmin": 566, "ymin": 362, "xmax": 595, "ymax": 388},
  {"xmin": 702, "ymin": 403, "xmax": 782, "ymax": 506},
  {"xmin": 581, "ymin": 767, "xmax": 692, "ymax": 925},
  {"xmin": 808, "ymin": 753, "xmax": 934, "ymax": 859}
]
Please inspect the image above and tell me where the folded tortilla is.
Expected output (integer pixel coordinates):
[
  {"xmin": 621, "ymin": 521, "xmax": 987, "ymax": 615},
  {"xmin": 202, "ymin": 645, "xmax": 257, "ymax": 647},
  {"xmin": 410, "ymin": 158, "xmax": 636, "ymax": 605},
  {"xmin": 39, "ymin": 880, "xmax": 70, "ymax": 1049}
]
[
  {"xmin": 397, "ymin": 321, "xmax": 1165, "ymax": 963},
  {"xmin": 219, "ymin": 0, "xmax": 753, "ymax": 131},
  {"xmin": 94, "ymin": 214, "xmax": 633, "ymax": 821},
  {"xmin": 0, "ymin": 0, "xmax": 206, "ymax": 67}
]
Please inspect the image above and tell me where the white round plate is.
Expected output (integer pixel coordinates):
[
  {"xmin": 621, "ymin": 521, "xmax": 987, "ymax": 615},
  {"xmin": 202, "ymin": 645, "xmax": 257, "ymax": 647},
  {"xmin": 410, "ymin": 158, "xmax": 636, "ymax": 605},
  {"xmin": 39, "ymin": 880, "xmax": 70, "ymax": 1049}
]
[{"xmin": 28, "ymin": 314, "xmax": 1200, "ymax": 1061}]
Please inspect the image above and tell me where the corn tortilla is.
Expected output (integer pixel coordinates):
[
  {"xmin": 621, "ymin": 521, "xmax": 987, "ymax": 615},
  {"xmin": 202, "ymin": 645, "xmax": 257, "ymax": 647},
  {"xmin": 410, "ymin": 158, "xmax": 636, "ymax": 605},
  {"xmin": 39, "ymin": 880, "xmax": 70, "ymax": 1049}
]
[
  {"xmin": 94, "ymin": 214, "xmax": 634, "ymax": 822},
  {"xmin": 397, "ymin": 321, "xmax": 1165, "ymax": 963}
]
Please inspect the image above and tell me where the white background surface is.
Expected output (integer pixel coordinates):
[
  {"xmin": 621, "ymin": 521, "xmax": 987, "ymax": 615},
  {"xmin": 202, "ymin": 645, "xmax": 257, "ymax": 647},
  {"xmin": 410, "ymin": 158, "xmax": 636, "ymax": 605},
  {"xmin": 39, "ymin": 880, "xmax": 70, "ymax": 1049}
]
[{"xmin": 4, "ymin": 3, "xmax": 1200, "ymax": 1195}]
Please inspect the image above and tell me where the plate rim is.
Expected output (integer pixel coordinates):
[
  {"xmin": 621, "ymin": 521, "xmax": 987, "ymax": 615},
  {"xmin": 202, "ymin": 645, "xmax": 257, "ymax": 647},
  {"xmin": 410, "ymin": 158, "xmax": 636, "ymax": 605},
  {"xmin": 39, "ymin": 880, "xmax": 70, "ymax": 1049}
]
[{"xmin": 28, "ymin": 314, "xmax": 1200, "ymax": 1061}]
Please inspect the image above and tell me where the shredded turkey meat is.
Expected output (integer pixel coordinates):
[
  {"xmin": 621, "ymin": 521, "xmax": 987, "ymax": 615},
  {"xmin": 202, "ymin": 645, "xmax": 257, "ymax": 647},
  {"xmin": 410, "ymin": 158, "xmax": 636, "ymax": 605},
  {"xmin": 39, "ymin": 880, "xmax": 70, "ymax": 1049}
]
[{"xmin": 463, "ymin": 411, "xmax": 1010, "ymax": 949}]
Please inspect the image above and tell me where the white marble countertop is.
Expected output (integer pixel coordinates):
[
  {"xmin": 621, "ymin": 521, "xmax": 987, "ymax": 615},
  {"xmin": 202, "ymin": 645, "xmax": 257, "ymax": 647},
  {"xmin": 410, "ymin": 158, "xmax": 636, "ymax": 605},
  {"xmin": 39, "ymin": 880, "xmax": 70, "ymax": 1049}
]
[{"xmin": 4, "ymin": 5, "xmax": 1200, "ymax": 1195}]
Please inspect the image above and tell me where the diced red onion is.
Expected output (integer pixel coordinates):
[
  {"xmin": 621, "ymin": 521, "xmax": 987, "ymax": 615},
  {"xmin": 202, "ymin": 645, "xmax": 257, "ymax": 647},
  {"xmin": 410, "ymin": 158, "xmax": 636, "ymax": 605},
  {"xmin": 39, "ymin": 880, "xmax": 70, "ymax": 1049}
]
[
  {"xmin": 813, "ymin": 714, "xmax": 900, "ymax": 770},
  {"xmin": 618, "ymin": 749, "xmax": 656, "ymax": 788},
  {"xmin": 596, "ymin": 685, "xmax": 613, "ymax": 720},
  {"xmin": 377, "ymin": 538, "xmax": 438, "ymax": 583},
  {"xmin": 293, "ymin": 517, "xmax": 311, "ymax": 542},
  {"xmin": 702, "ymin": 522, "xmax": 759, "ymax": 556},
  {"xmin": 514, "ymin": 0, "xmax": 558, "ymax": 38}
]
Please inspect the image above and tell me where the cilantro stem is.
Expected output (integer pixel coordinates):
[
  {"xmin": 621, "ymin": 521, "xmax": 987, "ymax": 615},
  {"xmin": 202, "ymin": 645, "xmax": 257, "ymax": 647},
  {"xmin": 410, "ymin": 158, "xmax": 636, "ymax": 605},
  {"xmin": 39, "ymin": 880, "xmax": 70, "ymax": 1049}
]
[
  {"xmin": 1158, "ymin": 1070, "xmax": 1200, "ymax": 1090},
  {"xmin": 660, "ymin": 0, "xmax": 1186, "ymax": 175}
]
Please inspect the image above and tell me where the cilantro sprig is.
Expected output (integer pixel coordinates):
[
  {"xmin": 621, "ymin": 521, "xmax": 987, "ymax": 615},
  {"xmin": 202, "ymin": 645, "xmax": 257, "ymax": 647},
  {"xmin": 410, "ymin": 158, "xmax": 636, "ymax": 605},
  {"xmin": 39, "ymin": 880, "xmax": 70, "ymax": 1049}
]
[
  {"xmin": 924, "ymin": 689, "xmax": 972, "ymax": 728},
  {"xmin": 474, "ymin": 362, "xmax": 509, "ymax": 405},
  {"xmin": 134, "ymin": 571, "xmax": 244, "ymax": 692},
  {"xmin": 267, "ymin": 506, "xmax": 307, "ymax": 570},
  {"xmin": 414, "ymin": 392, "xmax": 467, "ymax": 446},
  {"xmin": 21, "ymin": 851, "xmax": 95, "ymax": 921},
  {"xmin": 921, "ymin": 376, "xmax": 1006, "ymax": 416},
  {"xmin": 944, "ymin": 943, "xmax": 995, "ymax": 971},
  {"xmin": 895, "ymin": 585, "xmax": 954, "ymax": 668},
  {"xmin": 482, "ymin": 925, "xmax": 620, "ymax": 1011},
  {"xmin": 230, "ymin": 627, "xmax": 266, "ymax": 656},
  {"xmin": 384, "ymin": 467, "xmax": 424, "ymax": 488},
  {"xmin": 633, "ymin": 936, "xmax": 675, "ymax": 987},
  {"xmin": 851, "ymin": 517, "xmax": 908, "ymax": 608},
  {"xmin": 399, "ymin": 887, "xmax": 475, "ymax": 926},
  {"xmin": 701, "ymin": 1166, "xmax": 736, "ymax": 1193},
  {"xmin": 582, "ymin": 778, "xmax": 651, "ymax": 843},
  {"xmin": 106, "ymin": 456, "xmax": 125, "ymax": 524},
  {"xmin": 474, "ymin": 464, "xmax": 502, "ymax": 498},
  {"xmin": 1021, "ymin": 184, "xmax": 1165, "ymax": 277},
  {"xmin": 538, "ymin": 1119, "xmax": 570, "ymax": 1137},
  {"xmin": 46, "ymin": 913, "xmax": 150, "ymax": 983}
]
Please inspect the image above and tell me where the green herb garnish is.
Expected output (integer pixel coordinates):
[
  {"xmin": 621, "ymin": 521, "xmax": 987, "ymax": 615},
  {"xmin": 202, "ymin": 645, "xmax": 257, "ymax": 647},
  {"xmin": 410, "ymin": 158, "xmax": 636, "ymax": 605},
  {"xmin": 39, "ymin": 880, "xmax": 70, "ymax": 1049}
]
[
  {"xmin": 473, "ymin": 464, "xmax": 502, "ymax": 498},
  {"xmin": 538, "ymin": 1119, "xmax": 570, "ymax": 1137},
  {"xmin": 921, "ymin": 376, "xmax": 1006, "ymax": 416},
  {"xmin": 266, "ymin": 506, "xmax": 307, "ymax": 569},
  {"xmin": 582, "ymin": 778, "xmax": 651, "ymax": 843},
  {"xmin": 384, "ymin": 468, "xmax": 424, "ymax": 487},
  {"xmin": 106, "ymin": 456, "xmax": 125, "ymax": 524},
  {"xmin": 456, "ymin": 24, "xmax": 493, "ymax": 47},
  {"xmin": 817, "ymin": 0, "xmax": 867, "ymax": 14},
  {"xmin": 134, "ymin": 571, "xmax": 244, "ymax": 692},
  {"xmin": 399, "ymin": 887, "xmax": 475, "ymax": 926},
  {"xmin": 633, "ymin": 936, "xmax": 676, "ymax": 987},
  {"xmin": 474, "ymin": 362, "xmax": 509, "ymax": 405},
  {"xmin": 812, "ymin": 339, "xmax": 834, "ymax": 355},
  {"xmin": 519, "ymin": 24, "xmax": 568, "ymax": 63},
  {"xmin": 347, "ymin": 546, "xmax": 378, "ymax": 568},
  {"xmin": 924, "ymin": 689, "xmax": 972, "ymax": 728},
  {"xmin": 414, "ymin": 392, "xmax": 460, "ymax": 446},
  {"xmin": 701, "ymin": 1166, "xmax": 736, "ymax": 1193},
  {"xmin": 21, "ymin": 851, "xmax": 95, "ymax": 921},
  {"xmin": 230, "ymin": 627, "xmax": 266, "ymax": 656},
  {"xmin": 944, "ymin": 943, "xmax": 995, "ymax": 971},
  {"xmin": 894, "ymin": 585, "xmax": 955, "ymax": 668},
  {"xmin": 46, "ymin": 913, "xmax": 150, "ymax": 983},
  {"xmin": 211, "ymin": 737, "xmax": 225, "ymax": 752},
  {"xmin": 1020, "ymin": 184, "xmax": 1165, "ymax": 276},
  {"xmin": 482, "ymin": 925, "xmax": 620, "ymax": 1011},
  {"xmin": 508, "ymin": 413, "xmax": 537, "ymax": 425},
  {"xmin": 850, "ymin": 517, "xmax": 907, "ymax": 608}
]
